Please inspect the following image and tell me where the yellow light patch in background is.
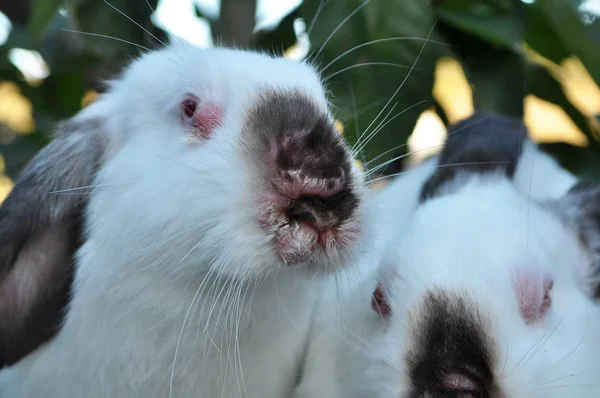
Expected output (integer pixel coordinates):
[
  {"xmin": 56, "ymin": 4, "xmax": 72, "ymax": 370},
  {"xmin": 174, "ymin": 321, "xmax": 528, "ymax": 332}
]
[
  {"xmin": 334, "ymin": 119, "xmax": 344, "ymax": 134},
  {"xmin": 406, "ymin": 109, "xmax": 447, "ymax": 167},
  {"xmin": 524, "ymin": 95, "xmax": 589, "ymax": 147},
  {"xmin": 81, "ymin": 89, "xmax": 99, "ymax": 108},
  {"xmin": 0, "ymin": 82, "xmax": 35, "ymax": 134},
  {"xmin": 560, "ymin": 57, "xmax": 600, "ymax": 116},
  {"xmin": 431, "ymin": 53, "xmax": 597, "ymax": 148},
  {"xmin": 284, "ymin": 41, "xmax": 302, "ymax": 60},
  {"xmin": 0, "ymin": 154, "xmax": 13, "ymax": 204},
  {"xmin": 433, "ymin": 57, "xmax": 474, "ymax": 124}
]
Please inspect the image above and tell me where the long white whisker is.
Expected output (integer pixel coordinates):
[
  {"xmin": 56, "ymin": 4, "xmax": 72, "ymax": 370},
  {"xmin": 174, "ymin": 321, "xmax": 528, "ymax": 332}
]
[
  {"xmin": 446, "ymin": 114, "xmax": 494, "ymax": 137},
  {"xmin": 352, "ymin": 102, "xmax": 398, "ymax": 154},
  {"xmin": 103, "ymin": 0, "xmax": 167, "ymax": 47},
  {"xmin": 366, "ymin": 147, "xmax": 443, "ymax": 183},
  {"xmin": 348, "ymin": 84, "xmax": 367, "ymax": 166},
  {"xmin": 322, "ymin": 36, "xmax": 450, "ymax": 72},
  {"xmin": 302, "ymin": 0, "xmax": 330, "ymax": 54},
  {"xmin": 362, "ymin": 141, "xmax": 410, "ymax": 170},
  {"xmin": 62, "ymin": 29, "xmax": 151, "ymax": 52},
  {"xmin": 169, "ymin": 272, "xmax": 214, "ymax": 398},
  {"xmin": 313, "ymin": 0, "xmax": 372, "ymax": 61},
  {"xmin": 324, "ymin": 62, "xmax": 415, "ymax": 81},
  {"xmin": 354, "ymin": 100, "xmax": 428, "ymax": 160},
  {"xmin": 357, "ymin": 20, "xmax": 437, "ymax": 149},
  {"xmin": 49, "ymin": 184, "xmax": 113, "ymax": 194}
]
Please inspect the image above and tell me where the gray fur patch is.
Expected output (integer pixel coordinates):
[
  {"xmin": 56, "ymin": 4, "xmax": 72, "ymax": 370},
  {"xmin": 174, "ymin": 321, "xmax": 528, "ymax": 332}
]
[
  {"xmin": 420, "ymin": 113, "xmax": 527, "ymax": 202},
  {"xmin": 555, "ymin": 181, "xmax": 600, "ymax": 300},
  {"xmin": 0, "ymin": 117, "xmax": 107, "ymax": 367},
  {"xmin": 242, "ymin": 88, "xmax": 349, "ymax": 173}
]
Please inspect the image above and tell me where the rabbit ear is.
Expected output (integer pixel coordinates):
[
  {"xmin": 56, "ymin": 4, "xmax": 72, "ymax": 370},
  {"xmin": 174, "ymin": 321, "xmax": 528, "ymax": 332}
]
[
  {"xmin": 552, "ymin": 181, "xmax": 600, "ymax": 301},
  {"xmin": 419, "ymin": 113, "xmax": 527, "ymax": 202},
  {"xmin": 0, "ymin": 113, "xmax": 110, "ymax": 367}
]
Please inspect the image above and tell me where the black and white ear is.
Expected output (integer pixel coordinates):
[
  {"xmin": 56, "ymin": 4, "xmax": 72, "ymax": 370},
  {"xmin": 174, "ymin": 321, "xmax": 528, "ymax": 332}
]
[
  {"xmin": 420, "ymin": 112, "xmax": 528, "ymax": 201},
  {"xmin": 553, "ymin": 181, "xmax": 600, "ymax": 301},
  {"xmin": 0, "ymin": 115, "xmax": 109, "ymax": 367}
]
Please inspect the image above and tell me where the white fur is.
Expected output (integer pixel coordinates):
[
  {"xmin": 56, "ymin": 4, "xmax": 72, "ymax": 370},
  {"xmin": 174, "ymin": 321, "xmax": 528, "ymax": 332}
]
[
  {"xmin": 0, "ymin": 43, "xmax": 371, "ymax": 398},
  {"xmin": 297, "ymin": 145, "xmax": 600, "ymax": 398},
  {"xmin": 513, "ymin": 141, "xmax": 578, "ymax": 201},
  {"xmin": 294, "ymin": 159, "xmax": 437, "ymax": 398},
  {"xmin": 369, "ymin": 176, "xmax": 600, "ymax": 397}
]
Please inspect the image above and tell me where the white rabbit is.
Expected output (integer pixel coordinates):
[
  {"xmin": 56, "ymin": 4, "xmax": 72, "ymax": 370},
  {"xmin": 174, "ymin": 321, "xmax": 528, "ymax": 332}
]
[
  {"xmin": 0, "ymin": 41, "xmax": 373, "ymax": 398},
  {"xmin": 296, "ymin": 113, "xmax": 600, "ymax": 398}
]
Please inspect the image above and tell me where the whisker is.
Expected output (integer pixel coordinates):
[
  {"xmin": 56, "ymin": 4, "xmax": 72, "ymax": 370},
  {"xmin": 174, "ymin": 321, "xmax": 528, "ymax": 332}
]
[
  {"xmin": 322, "ymin": 36, "xmax": 450, "ymax": 73},
  {"xmin": 154, "ymin": 154, "xmax": 203, "ymax": 173},
  {"xmin": 348, "ymin": 83, "xmax": 367, "ymax": 166},
  {"xmin": 361, "ymin": 141, "xmax": 410, "ymax": 170},
  {"xmin": 312, "ymin": 0, "xmax": 372, "ymax": 62},
  {"xmin": 169, "ymin": 270, "xmax": 216, "ymax": 398},
  {"xmin": 435, "ymin": 160, "xmax": 510, "ymax": 169},
  {"xmin": 62, "ymin": 28, "xmax": 190, "ymax": 76},
  {"xmin": 445, "ymin": 114, "xmax": 494, "ymax": 137},
  {"xmin": 62, "ymin": 29, "xmax": 152, "ymax": 52},
  {"xmin": 339, "ymin": 98, "xmax": 388, "ymax": 124},
  {"xmin": 554, "ymin": 323, "xmax": 589, "ymax": 369},
  {"xmin": 48, "ymin": 184, "xmax": 113, "ymax": 194},
  {"xmin": 324, "ymin": 62, "xmax": 415, "ymax": 81},
  {"xmin": 537, "ymin": 373, "xmax": 590, "ymax": 387},
  {"xmin": 352, "ymin": 102, "xmax": 398, "ymax": 155},
  {"xmin": 302, "ymin": 0, "xmax": 330, "ymax": 55},
  {"xmin": 102, "ymin": 0, "xmax": 167, "ymax": 47},
  {"xmin": 353, "ymin": 99, "xmax": 428, "ymax": 160},
  {"xmin": 352, "ymin": 20, "xmax": 437, "ymax": 157}
]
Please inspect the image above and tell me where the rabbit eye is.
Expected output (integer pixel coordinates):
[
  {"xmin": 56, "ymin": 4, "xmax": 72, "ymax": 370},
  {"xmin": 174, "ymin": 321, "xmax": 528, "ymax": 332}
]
[
  {"xmin": 179, "ymin": 93, "xmax": 223, "ymax": 140},
  {"xmin": 181, "ymin": 97, "xmax": 199, "ymax": 124}
]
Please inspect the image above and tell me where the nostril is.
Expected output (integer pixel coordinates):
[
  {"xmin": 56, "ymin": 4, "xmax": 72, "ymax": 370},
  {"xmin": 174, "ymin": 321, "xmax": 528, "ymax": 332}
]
[
  {"xmin": 287, "ymin": 195, "xmax": 331, "ymax": 231},
  {"xmin": 286, "ymin": 189, "xmax": 358, "ymax": 230}
]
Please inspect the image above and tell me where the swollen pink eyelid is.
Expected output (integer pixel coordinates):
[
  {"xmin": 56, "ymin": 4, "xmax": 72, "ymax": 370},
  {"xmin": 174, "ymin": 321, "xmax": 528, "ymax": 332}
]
[
  {"xmin": 512, "ymin": 267, "xmax": 554, "ymax": 325},
  {"xmin": 179, "ymin": 93, "xmax": 224, "ymax": 140}
]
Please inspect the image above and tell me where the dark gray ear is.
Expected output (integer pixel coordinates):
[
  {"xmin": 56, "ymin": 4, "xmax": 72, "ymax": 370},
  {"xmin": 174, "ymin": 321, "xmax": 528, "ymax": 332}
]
[
  {"xmin": 420, "ymin": 112, "xmax": 528, "ymax": 202},
  {"xmin": 0, "ymin": 117, "xmax": 108, "ymax": 367},
  {"xmin": 554, "ymin": 181, "xmax": 600, "ymax": 300}
]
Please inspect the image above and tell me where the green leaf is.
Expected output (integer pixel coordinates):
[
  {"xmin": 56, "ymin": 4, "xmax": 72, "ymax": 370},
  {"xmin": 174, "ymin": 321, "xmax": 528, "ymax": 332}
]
[
  {"xmin": 435, "ymin": 0, "xmax": 525, "ymax": 47},
  {"xmin": 301, "ymin": 0, "xmax": 444, "ymax": 172},
  {"xmin": 67, "ymin": 0, "xmax": 163, "ymax": 62},
  {"xmin": 435, "ymin": 19, "xmax": 526, "ymax": 118},
  {"xmin": 526, "ymin": 62, "xmax": 598, "ymax": 146},
  {"xmin": 527, "ymin": 0, "xmax": 600, "ymax": 87},
  {"xmin": 29, "ymin": 0, "xmax": 64, "ymax": 43},
  {"xmin": 523, "ymin": 3, "xmax": 571, "ymax": 64}
]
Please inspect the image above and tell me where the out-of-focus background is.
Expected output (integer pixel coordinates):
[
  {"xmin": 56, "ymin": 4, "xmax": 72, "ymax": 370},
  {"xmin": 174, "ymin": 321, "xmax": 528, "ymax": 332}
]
[{"xmin": 0, "ymin": 0, "xmax": 599, "ymax": 202}]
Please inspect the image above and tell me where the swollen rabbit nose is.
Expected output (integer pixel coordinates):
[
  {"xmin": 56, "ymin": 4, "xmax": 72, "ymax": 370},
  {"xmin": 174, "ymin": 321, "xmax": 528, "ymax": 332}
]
[{"xmin": 271, "ymin": 127, "xmax": 350, "ymax": 200}]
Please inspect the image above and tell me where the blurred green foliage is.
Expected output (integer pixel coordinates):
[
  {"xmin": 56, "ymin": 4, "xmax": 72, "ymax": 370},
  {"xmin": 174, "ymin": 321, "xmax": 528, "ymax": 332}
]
[{"xmin": 0, "ymin": 0, "xmax": 599, "ymax": 181}]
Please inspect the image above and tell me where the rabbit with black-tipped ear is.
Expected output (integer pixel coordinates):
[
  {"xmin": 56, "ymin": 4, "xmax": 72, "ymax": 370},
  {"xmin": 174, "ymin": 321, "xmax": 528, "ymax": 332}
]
[
  {"xmin": 0, "ymin": 41, "xmax": 374, "ymax": 398},
  {"xmin": 296, "ymin": 114, "xmax": 600, "ymax": 398}
]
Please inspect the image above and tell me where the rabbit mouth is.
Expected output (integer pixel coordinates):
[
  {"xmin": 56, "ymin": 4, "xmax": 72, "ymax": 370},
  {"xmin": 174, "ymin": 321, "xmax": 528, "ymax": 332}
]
[{"xmin": 257, "ymin": 190, "xmax": 359, "ymax": 265}]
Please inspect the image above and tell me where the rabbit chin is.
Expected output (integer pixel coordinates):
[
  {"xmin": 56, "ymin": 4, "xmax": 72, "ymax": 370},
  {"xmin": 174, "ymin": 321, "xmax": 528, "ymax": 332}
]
[{"xmin": 256, "ymin": 190, "xmax": 365, "ymax": 268}]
